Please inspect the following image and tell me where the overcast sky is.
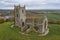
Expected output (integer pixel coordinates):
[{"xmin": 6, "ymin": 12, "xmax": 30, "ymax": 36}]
[{"xmin": 0, "ymin": 0, "xmax": 60, "ymax": 9}]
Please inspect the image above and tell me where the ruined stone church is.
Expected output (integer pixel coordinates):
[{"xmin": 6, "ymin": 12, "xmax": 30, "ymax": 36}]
[{"xmin": 14, "ymin": 5, "xmax": 49, "ymax": 36}]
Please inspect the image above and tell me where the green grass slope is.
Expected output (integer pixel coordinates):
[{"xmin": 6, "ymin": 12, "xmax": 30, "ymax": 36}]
[
  {"xmin": 0, "ymin": 22, "xmax": 60, "ymax": 40},
  {"xmin": 0, "ymin": 13, "xmax": 60, "ymax": 40}
]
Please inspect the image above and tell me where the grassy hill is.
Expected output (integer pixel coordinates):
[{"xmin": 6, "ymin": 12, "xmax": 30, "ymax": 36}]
[
  {"xmin": 0, "ymin": 13, "xmax": 60, "ymax": 40},
  {"xmin": 0, "ymin": 22, "xmax": 60, "ymax": 40}
]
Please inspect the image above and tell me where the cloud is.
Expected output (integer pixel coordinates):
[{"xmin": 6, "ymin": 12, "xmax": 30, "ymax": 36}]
[
  {"xmin": 0, "ymin": 0, "xmax": 60, "ymax": 9},
  {"xmin": 0, "ymin": 0, "xmax": 19, "ymax": 9}
]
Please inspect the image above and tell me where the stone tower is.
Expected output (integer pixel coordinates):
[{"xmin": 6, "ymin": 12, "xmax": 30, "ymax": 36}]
[{"xmin": 14, "ymin": 5, "xmax": 26, "ymax": 27}]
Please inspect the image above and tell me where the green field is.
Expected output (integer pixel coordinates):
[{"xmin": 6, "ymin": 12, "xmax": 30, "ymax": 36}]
[
  {"xmin": 40, "ymin": 13, "xmax": 60, "ymax": 20},
  {"xmin": 0, "ymin": 22, "xmax": 60, "ymax": 40},
  {"xmin": 39, "ymin": 13, "xmax": 60, "ymax": 24},
  {"xmin": 0, "ymin": 13, "xmax": 60, "ymax": 40}
]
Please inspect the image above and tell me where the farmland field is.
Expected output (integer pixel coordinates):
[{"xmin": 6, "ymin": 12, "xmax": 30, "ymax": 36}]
[{"xmin": 39, "ymin": 13, "xmax": 60, "ymax": 20}]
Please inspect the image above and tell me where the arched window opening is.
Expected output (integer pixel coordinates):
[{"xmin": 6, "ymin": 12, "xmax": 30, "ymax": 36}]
[
  {"xmin": 22, "ymin": 22, "xmax": 24, "ymax": 27},
  {"xmin": 45, "ymin": 21, "xmax": 47, "ymax": 30},
  {"xmin": 22, "ymin": 10, "xmax": 24, "ymax": 13},
  {"xmin": 17, "ymin": 14, "xmax": 18, "ymax": 17}
]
